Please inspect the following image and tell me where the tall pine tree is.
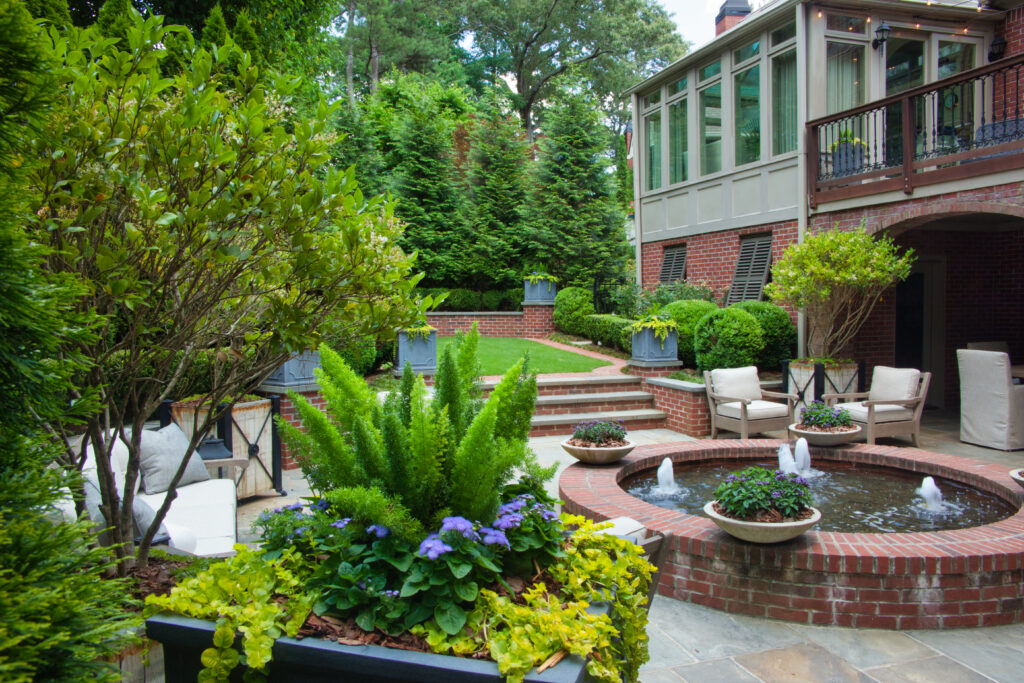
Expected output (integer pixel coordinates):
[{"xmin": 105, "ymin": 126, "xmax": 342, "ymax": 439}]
[
  {"xmin": 527, "ymin": 89, "xmax": 630, "ymax": 288},
  {"xmin": 200, "ymin": 3, "xmax": 228, "ymax": 50}
]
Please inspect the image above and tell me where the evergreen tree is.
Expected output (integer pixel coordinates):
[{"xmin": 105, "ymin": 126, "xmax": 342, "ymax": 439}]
[
  {"xmin": 200, "ymin": 3, "xmax": 228, "ymax": 50},
  {"xmin": 527, "ymin": 89, "xmax": 630, "ymax": 288},
  {"xmin": 95, "ymin": 0, "xmax": 132, "ymax": 46},
  {"xmin": 614, "ymin": 131, "xmax": 634, "ymax": 216},
  {"xmin": 23, "ymin": 0, "xmax": 71, "ymax": 26},
  {"xmin": 231, "ymin": 9, "xmax": 261, "ymax": 66},
  {"xmin": 465, "ymin": 100, "xmax": 533, "ymax": 289}
]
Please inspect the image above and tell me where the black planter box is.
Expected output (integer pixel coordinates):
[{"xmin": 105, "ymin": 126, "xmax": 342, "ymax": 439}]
[{"xmin": 147, "ymin": 613, "xmax": 594, "ymax": 683}]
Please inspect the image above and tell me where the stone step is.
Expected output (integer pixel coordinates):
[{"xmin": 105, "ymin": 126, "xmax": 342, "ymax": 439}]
[
  {"xmin": 528, "ymin": 408, "xmax": 668, "ymax": 437},
  {"xmin": 532, "ymin": 391, "xmax": 654, "ymax": 416},
  {"xmin": 481, "ymin": 374, "xmax": 641, "ymax": 397}
]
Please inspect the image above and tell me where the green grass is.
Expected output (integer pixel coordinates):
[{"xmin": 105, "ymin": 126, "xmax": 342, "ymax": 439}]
[{"xmin": 437, "ymin": 336, "xmax": 612, "ymax": 375}]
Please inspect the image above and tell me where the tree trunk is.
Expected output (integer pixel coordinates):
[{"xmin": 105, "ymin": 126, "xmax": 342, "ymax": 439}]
[{"xmin": 369, "ymin": 42, "xmax": 380, "ymax": 92}]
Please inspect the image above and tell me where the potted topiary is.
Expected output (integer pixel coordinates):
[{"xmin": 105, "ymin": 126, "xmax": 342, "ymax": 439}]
[
  {"xmin": 630, "ymin": 308, "xmax": 679, "ymax": 365},
  {"xmin": 767, "ymin": 225, "xmax": 914, "ymax": 405},
  {"xmin": 523, "ymin": 272, "xmax": 559, "ymax": 304},
  {"xmin": 788, "ymin": 400, "xmax": 861, "ymax": 446},
  {"xmin": 561, "ymin": 419, "xmax": 635, "ymax": 464},
  {"xmin": 704, "ymin": 465, "xmax": 821, "ymax": 543},
  {"xmin": 395, "ymin": 323, "xmax": 438, "ymax": 375}
]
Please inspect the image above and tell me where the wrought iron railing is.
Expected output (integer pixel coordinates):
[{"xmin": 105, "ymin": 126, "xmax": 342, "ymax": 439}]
[{"xmin": 807, "ymin": 53, "xmax": 1024, "ymax": 208}]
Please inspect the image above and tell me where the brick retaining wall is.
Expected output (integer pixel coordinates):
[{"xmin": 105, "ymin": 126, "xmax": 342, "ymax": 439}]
[{"xmin": 427, "ymin": 305, "xmax": 554, "ymax": 338}]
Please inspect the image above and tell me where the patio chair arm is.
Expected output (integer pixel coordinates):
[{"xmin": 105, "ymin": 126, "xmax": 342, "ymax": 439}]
[
  {"xmin": 861, "ymin": 397, "xmax": 921, "ymax": 408},
  {"xmin": 761, "ymin": 389, "xmax": 798, "ymax": 402},
  {"xmin": 821, "ymin": 391, "xmax": 868, "ymax": 404},
  {"xmin": 708, "ymin": 391, "xmax": 753, "ymax": 405}
]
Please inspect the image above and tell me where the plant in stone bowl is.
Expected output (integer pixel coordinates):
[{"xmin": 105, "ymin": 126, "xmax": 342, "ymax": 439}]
[
  {"xmin": 704, "ymin": 465, "xmax": 821, "ymax": 543},
  {"xmin": 789, "ymin": 400, "xmax": 861, "ymax": 446},
  {"xmin": 561, "ymin": 420, "xmax": 635, "ymax": 465}
]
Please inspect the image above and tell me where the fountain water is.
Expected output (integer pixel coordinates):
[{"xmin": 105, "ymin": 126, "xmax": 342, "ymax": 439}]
[
  {"xmin": 777, "ymin": 443, "xmax": 798, "ymax": 475},
  {"xmin": 794, "ymin": 438, "xmax": 811, "ymax": 473},
  {"xmin": 916, "ymin": 476, "xmax": 945, "ymax": 512},
  {"xmin": 654, "ymin": 457, "xmax": 679, "ymax": 496}
]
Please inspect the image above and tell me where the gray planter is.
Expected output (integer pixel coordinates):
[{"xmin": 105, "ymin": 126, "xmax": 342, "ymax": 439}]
[
  {"xmin": 832, "ymin": 142, "xmax": 866, "ymax": 177},
  {"xmin": 396, "ymin": 330, "xmax": 437, "ymax": 375},
  {"xmin": 523, "ymin": 278, "xmax": 557, "ymax": 304},
  {"xmin": 631, "ymin": 328, "xmax": 678, "ymax": 364},
  {"xmin": 147, "ymin": 612, "xmax": 595, "ymax": 682},
  {"xmin": 265, "ymin": 351, "xmax": 321, "ymax": 387}
]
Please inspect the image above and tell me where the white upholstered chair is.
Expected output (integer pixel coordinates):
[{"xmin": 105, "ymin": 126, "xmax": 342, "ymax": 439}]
[
  {"xmin": 704, "ymin": 366, "xmax": 796, "ymax": 439},
  {"xmin": 823, "ymin": 366, "xmax": 931, "ymax": 446},
  {"xmin": 956, "ymin": 349, "xmax": 1024, "ymax": 451}
]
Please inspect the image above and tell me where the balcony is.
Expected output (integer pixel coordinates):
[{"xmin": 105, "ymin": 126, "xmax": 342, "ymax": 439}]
[{"xmin": 807, "ymin": 53, "xmax": 1024, "ymax": 208}]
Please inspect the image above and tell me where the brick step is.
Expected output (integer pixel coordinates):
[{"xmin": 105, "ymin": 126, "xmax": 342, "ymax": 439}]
[
  {"xmin": 481, "ymin": 374, "xmax": 641, "ymax": 397},
  {"xmin": 528, "ymin": 408, "xmax": 668, "ymax": 437},
  {"xmin": 532, "ymin": 391, "xmax": 654, "ymax": 416}
]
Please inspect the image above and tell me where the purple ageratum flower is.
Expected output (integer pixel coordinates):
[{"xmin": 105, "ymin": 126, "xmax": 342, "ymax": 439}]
[
  {"xmin": 311, "ymin": 499, "xmax": 331, "ymax": 512},
  {"xmin": 479, "ymin": 527, "xmax": 510, "ymax": 548},
  {"xmin": 330, "ymin": 518, "xmax": 351, "ymax": 530},
  {"xmin": 795, "ymin": 477, "xmax": 809, "ymax": 486},
  {"xmin": 382, "ymin": 590, "xmax": 400, "ymax": 599},
  {"xmin": 494, "ymin": 512, "xmax": 524, "ymax": 530},
  {"xmin": 283, "ymin": 502, "xmax": 304, "ymax": 512},
  {"xmin": 535, "ymin": 505, "xmax": 558, "ymax": 521},
  {"xmin": 293, "ymin": 527, "xmax": 307, "ymax": 537},
  {"xmin": 367, "ymin": 524, "xmax": 389, "ymax": 538},
  {"xmin": 498, "ymin": 499, "xmax": 527, "ymax": 515},
  {"xmin": 771, "ymin": 491, "xmax": 782, "ymax": 498},
  {"xmin": 419, "ymin": 534, "xmax": 453, "ymax": 560},
  {"xmin": 440, "ymin": 516, "xmax": 479, "ymax": 540}
]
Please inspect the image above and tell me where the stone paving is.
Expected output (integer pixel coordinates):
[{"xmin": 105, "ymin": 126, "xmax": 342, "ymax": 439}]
[{"xmin": 236, "ymin": 396, "xmax": 1024, "ymax": 682}]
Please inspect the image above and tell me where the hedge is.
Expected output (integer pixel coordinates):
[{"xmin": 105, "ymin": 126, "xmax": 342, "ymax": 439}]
[
  {"xmin": 693, "ymin": 307, "xmax": 763, "ymax": 371},
  {"xmin": 663, "ymin": 299, "xmax": 719, "ymax": 368},
  {"xmin": 553, "ymin": 287, "xmax": 595, "ymax": 336},
  {"xmin": 582, "ymin": 314, "xmax": 633, "ymax": 353},
  {"xmin": 730, "ymin": 301, "xmax": 796, "ymax": 371},
  {"xmin": 416, "ymin": 288, "xmax": 522, "ymax": 312}
]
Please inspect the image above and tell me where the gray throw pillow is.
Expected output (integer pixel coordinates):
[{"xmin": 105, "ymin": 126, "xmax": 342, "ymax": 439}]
[{"xmin": 139, "ymin": 423, "xmax": 210, "ymax": 495}]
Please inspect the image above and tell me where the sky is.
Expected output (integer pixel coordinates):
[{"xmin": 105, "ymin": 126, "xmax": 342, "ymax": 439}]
[{"xmin": 660, "ymin": 0, "xmax": 725, "ymax": 51}]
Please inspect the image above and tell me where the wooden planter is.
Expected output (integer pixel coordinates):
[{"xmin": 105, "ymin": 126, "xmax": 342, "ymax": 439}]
[
  {"xmin": 170, "ymin": 398, "xmax": 275, "ymax": 499},
  {"xmin": 147, "ymin": 613, "xmax": 594, "ymax": 682},
  {"xmin": 784, "ymin": 360, "xmax": 863, "ymax": 409},
  {"xmin": 396, "ymin": 330, "xmax": 438, "ymax": 376},
  {"xmin": 523, "ymin": 278, "xmax": 557, "ymax": 304}
]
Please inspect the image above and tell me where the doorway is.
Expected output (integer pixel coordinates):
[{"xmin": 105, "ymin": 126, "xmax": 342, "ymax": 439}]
[{"xmin": 894, "ymin": 258, "xmax": 946, "ymax": 407}]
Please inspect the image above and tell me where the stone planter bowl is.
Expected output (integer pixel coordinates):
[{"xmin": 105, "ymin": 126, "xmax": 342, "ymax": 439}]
[
  {"xmin": 1010, "ymin": 468, "xmax": 1024, "ymax": 491},
  {"xmin": 560, "ymin": 439, "xmax": 636, "ymax": 465},
  {"xmin": 704, "ymin": 501, "xmax": 821, "ymax": 544},
  {"xmin": 788, "ymin": 423, "xmax": 862, "ymax": 447}
]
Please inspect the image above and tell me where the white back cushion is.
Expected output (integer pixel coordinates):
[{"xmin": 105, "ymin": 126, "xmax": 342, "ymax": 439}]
[
  {"xmin": 79, "ymin": 431, "xmax": 136, "ymax": 497},
  {"xmin": 710, "ymin": 366, "xmax": 762, "ymax": 401},
  {"xmin": 868, "ymin": 366, "xmax": 921, "ymax": 402}
]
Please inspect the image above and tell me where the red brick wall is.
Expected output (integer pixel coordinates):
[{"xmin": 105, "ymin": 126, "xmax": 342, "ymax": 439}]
[
  {"xmin": 427, "ymin": 305, "xmax": 553, "ymax": 338},
  {"xmin": 715, "ymin": 14, "xmax": 745, "ymax": 36},
  {"xmin": 1003, "ymin": 8, "xmax": 1024, "ymax": 57},
  {"xmin": 644, "ymin": 381, "xmax": 712, "ymax": 436},
  {"xmin": 271, "ymin": 389, "xmax": 325, "ymax": 470}
]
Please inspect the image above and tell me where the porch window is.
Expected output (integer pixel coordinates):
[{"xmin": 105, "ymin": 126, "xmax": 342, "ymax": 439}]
[
  {"xmin": 659, "ymin": 245, "xmax": 687, "ymax": 282},
  {"xmin": 735, "ymin": 65, "xmax": 761, "ymax": 166},
  {"xmin": 727, "ymin": 234, "xmax": 773, "ymax": 304},
  {"xmin": 669, "ymin": 99, "xmax": 687, "ymax": 184},
  {"xmin": 826, "ymin": 42, "xmax": 865, "ymax": 114},
  {"xmin": 644, "ymin": 110, "xmax": 662, "ymax": 190},
  {"xmin": 668, "ymin": 76, "xmax": 687, "ymax": 96},
  {"xmin": 772, "ymin": 50, "xmax": 797, "ymax": 154},
  {"xmin": 826, "ymin": 14, "xmax": 866, "ymax": 35},
  {"xmin": 700, "ymin": 82, "xmax": 722, "ymax": 175}
]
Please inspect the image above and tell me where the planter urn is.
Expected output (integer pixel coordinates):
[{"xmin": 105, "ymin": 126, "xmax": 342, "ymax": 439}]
[
  {"xmin": 1010, "ymin": 468, "xmax": 1024, "ymax": 491},
  {"xmin": 265, "ymin": 350, "xmax": 321, "ymax": 387},
  {"xmin": 703, "ymin": 501, "xmax": 821, "ymax": 544},
  {"xmin": 785, "ymin": 360, "xmax": 861, "ymax": 409},
  {"xmin": 396, "ymin": 329, "xmax": 437, "ymax": 376},
  {"xmin": 523, "ymin": 278, "xmax": 557, "ymax": 304},
  {"xmin": 630, "ymin": 328, "xmax": 678, "ymax": 365},
  {"xmin": 147, "ymin": 612, "xmax": 598, "ymax": 682},
  {"xmin": 559, "ymin": 439, "xmax": 636, "ymax": 465},
  {"xmin": 788, "ymin": 423, "xmax": 862, "ymax": 447},
  {"xmin": 832, "ymin": 142, "xmax": 866, "ymax": 177}
]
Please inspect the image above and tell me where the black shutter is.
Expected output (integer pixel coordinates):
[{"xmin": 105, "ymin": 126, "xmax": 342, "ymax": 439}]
[
  {"xmin": 659, "ymin": 245, "xmax": 687, "ymax": 282},
  {"xmin": 727, "ymin": 234, "xmax": 772, "ymax": 304}
]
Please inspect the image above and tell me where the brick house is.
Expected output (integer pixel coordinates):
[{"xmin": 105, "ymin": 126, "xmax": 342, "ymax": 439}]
[{"xmin": 628, "ymin": 0, "xmax": 1024, "ymax": 409}]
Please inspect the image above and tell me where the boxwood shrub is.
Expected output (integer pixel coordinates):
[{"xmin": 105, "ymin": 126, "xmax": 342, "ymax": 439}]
[
  {"xmin": 730, "ymin": 301, "xmax": 796, "ymax": 371},
  {"xmin": 336, "ymin": 337, "xmax": 378, "ymax": 376},
  {"xmin": 693, "ymin": 307, "xmax": 764, "ymax": 371},
  {"xmin": 553, "ymin": 287, "xmax": 595, "ymax": 336},
  {"xmin": 583, "ymin": 313, "xmax": 633, "ymax": 353},
  {"xmin": 663, "ymin": 299, "xmax": 719, "ymax": 368}
]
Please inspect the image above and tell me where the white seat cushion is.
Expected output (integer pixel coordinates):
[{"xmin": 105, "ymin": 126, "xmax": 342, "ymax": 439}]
[
  {"xmin": 137, "ymin": 478, "xmax": 236, "ymax": 557},
  {"xmin": 843, "ymin": 401, "xmax": 914, "ymax": 424},
  {"xmin": 868, "ymin": 367, "xmax": 921, "ymax": 402},
  {"xmin": 717, "ymin": 399, "xmax": 790, "ymax": 420},
  {"xmin": 710, "ymin": 366, "xmax": 762, "ymax": 401}
]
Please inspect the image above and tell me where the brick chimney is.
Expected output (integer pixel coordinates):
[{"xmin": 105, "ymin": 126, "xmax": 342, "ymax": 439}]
[{"xmin": 716, "ymin": 0, "xmax": 751, "ymax": 36}]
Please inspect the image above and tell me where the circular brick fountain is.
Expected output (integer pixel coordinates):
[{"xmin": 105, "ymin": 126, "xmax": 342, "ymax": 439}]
[{"xmin": 559, "ymin": 440, "xmax": 1024, "ymax": 629}]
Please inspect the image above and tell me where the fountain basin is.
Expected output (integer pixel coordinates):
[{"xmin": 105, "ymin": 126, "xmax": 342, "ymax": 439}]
[{"xmin": 559, "ymin": 440, "xmax": 1024, "ymax": 629}]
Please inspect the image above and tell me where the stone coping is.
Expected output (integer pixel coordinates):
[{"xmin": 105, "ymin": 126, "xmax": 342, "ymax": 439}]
[
  {"xmin": 427, "ymin": 311, "xmax": 523, "ymax": 316},
  {"xmin": 643, "ymin": 377, "xmax": 783, "ymax": 393}
]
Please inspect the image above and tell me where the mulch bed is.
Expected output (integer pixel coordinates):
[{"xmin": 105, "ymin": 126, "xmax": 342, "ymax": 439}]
[
  {"xmin": 128, "ymin": 555, "xmax": 194, "ymax": 609},
  {"xmin": 712, "ymin": 501, "xmax": 816, "ymax": 524}
]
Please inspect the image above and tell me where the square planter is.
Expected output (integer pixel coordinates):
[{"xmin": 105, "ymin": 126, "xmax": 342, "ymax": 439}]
[
  {"xmin": 832, "ymin": 142, "xmax": 866, "ymax": 177},
  {"xmin": 146, "ymin": 612, "xmax": 595, "ymax": 682},
  {"xmin": 396, "ymin": 330, "xmax": 437, "ymax": 375},
  {"xmin": 523, "ymin": 278, "xmax": 557, "ymax": 304},
  {"xmin": 265, "ymin": 351, "xmax": 321, "ymax": 387},
  {"xmin": 783, "ymin": 360, "xmax": 864, "ymax": 409},
  {"xmin": 630, "ymin": 328, "xmax": 678, "ymax": 365}
]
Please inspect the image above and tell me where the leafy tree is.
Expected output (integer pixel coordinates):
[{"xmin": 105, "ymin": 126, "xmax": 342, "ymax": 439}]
[
  {"xmin": 527, "ymin": 89, "xmax": 630, "ymax": 288},
  {"xmin": 467, "ymin": 0, "xmax": 685, "ymax": 139},
  {"xmin": 0, "ymin": 1, "xmax": 137, "ymax": 677},
  {"xmin": 94, "ymin": 0, "xmax": 132, "ymax": 44},
  {"xmin": 26, "ymin": 14, "xmax": 433, "ymax": 572}
]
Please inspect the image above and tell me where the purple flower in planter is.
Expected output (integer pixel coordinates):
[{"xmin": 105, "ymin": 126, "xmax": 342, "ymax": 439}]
[
  {"xmin": 311, "ymin": 499, "xmax": 331, "ymax": 512},
  {"xmin": 367, "ymin": 524, "xmax": 389, "ymax": 538},
  {"xmin": 494, "ymin": 513, "xmax": 524, "ymax": 530},
  {"xmin": 330, "ymin": 518, "xmax": 351, "ymax": 530},
  {"xmin": 535, "ymin": 505, "xmax": 558, "ymax": 521},
  {"xmin": 419, "ymin": 534, "xmax": 453, "ymax": 560},
  {"xmin": 771, "ymin": 491, "xmax": 782, "ymax": 499},
  {"xmin": 440, "ymin": 516, "xmax": 479, "ymax": 540},
  {"xmin": 498, "ymin": 498, "xmax": 528, "ymax": 515},
  {"xmin": 382, "ymin": 590, "xmax": 400, "ymax": 599},
  {"xmin": 479, "ymin": 527, "xmax": 510, "ymax": 548}
]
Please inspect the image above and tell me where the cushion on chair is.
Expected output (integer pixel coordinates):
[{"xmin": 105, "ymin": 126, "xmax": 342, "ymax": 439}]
[
  {"xmin": 867, "ymin": 367, "xmax": 921, "ymax": 403},
  {"xmin": 80, "ymin": 431, "xmax": 138, "ymax": 498},
  {"xmin": 710, "ymin": 366, "xmax": 762, "ymax": 401},
  {"xmin": 717, "ymin": 400, "xmax": 791, "ymax": 420},
  {"xmin": 843, "ymin": 401, "xmax": 914, "ymax": 423},
  {"xmin": 137, "ymin": 478, "xmax": 236, "ymax": 557},
  {"xmin": 139, "ymin": 423, "xmax": 210, "ymax": 495}
]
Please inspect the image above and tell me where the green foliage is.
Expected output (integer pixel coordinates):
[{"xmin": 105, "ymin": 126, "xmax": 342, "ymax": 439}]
[
  {"xmin": 583, "ymin": 314, "xmax": 634, "ymax": 353},
  {"xmin": 663, "ymin": 299, "xmax": 719, "ymax": 368},
  {"xmin": 731, "ymin": 301, "xmax": 796, "ymax": 371},
  {"xmin": 571, "ymin": 419, "xmax": 626, "ymax": 445},
  {"xmin": 419, "ymin": 287, "xmax": 522, "ymax": 312},
  {"xmin": 630, "ymin": 307, "xmax": 678, "ymax": 345},
  {"xmin": 23, "ymin": 0, "xmax": 71, "ymax": 26},
  {"xmin": 526, "ymin": 89, "xmax": 629, "ymax": 288},
  {"xmin": 553, "ymin": 287, "xmax": 595, "ymax": 336},
  {"xmin": 766, "ymin": 225, "xmax": 914, "ymax": 358},
  {"xmin": 200, "ymin": 3, "xmax": 228, "ymax": 50},
  {"xmin": 231, "ymin": 10, "xmax": 260, "ymax": 66},
  {"xmin": 335, "ymin": 337, "xmax": 379, "ymax": 376},
  {"xmin": 95, "ymin": 0, "xmax": 133, "ymax": 45},
  {"xmin": 713, "ymin": 466, "xmax": 813, "ymax": 519},
  {"xmin": 612, "ymin": 280, "xmax": 719, "ymax": 318},
  {"xmin": 145, "ymin": 546, "xmax": 315, "ymax": 680},
  {"xmin": 798, "ymin": 400, "xmax": 852, "ymax": 428},
  {"xmin": 0, "ymin": 0, "xmax": 52, "ymax": 162},
  {"xmin": 693, "ymin": 308, "xmax": 764, "ymax": 371}
]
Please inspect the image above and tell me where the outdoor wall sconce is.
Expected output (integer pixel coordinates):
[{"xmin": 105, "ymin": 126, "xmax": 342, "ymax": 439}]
[
  {"xmin": 989, "ymin": 35, "xmax": 1007, "ymax": 62},
  {"xmin": 872, "ymin": 22, "xmax": 891, "ymax": 49}
]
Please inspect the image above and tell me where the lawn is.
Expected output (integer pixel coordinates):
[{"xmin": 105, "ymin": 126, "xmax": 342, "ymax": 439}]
[{"xmin": 437, "ymin": 336, "xmax": 612, "ymax": 375}]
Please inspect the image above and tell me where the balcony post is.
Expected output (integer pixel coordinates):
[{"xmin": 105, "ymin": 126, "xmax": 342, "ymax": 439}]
[
  {"xmin": 806, "ymin": 124, "xmax": 819, "ymax": 209},
  {"xmin": 901, "ymin": 97, "xmax": 915, "ymax": 195}
]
